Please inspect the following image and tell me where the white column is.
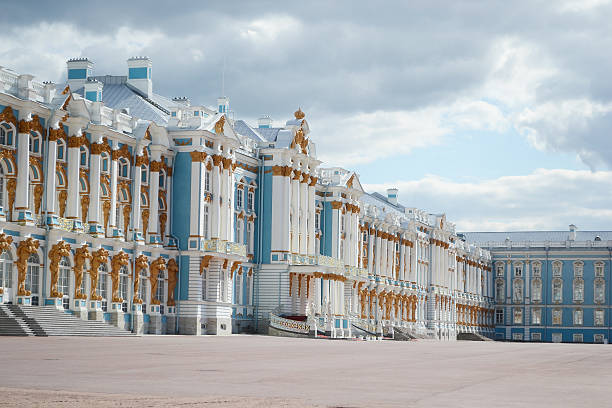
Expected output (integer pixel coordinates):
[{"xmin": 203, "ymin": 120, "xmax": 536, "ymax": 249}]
[
  {"xmin": 227, "ymin": 161, "xmax": 235, "ymax": 241},
  {"xmin": 15, "ymin": 130, "xmax": 30, "ymax": 212},
  {"xmin": 307, "ymin": 178, "xmax": 316, "ymax": 256},
  {"xmin": 131, "ymin": 162, "xmax": 142, "ymax": 240},
  {"xmin": 109, "ymin": 154, "xmax": 119, "ymax": 233},
  {"xmin": 210, "ymin": 156, "xmax": 221, "ymax": 239},
  {"xmin": 290, "ymin": 172, "xmax": 299, "ymax": 254},
  {"xmin": 45, "ymin": 137, "xmax": 57, "ymax": 215},
  {"xmin": 88, "ymin": 151, "xmax": 102, "ymax": 231},
  {"xmin": 299, "ymin": 175, "xmax": 308, "ymax": 255},
  {"xmin": 66, "ymin": 139, "xmax": 80, "ymax": 219},
  {"xmin": 149, "ymin": 163, "xmax": 160, "ymax": 237}
]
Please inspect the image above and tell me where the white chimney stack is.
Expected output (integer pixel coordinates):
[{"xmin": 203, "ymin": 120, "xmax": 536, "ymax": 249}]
[
  {"xmin": 387, "ymin": 188, "xmax": 398, "ymax": 205},
  {"xmin": 66, "ymin": 57, "xmax": 93, "ymax": 90},
  {"xmin": 569, "ymin": 224, "xmax": 577, "ymax": 241},
  {"xmin": 127, "ymin": 56, "xmax": 152, "ymax": 98}
]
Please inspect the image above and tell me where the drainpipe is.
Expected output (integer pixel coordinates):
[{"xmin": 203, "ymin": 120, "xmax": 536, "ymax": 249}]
[
  {"xmin": 254, "ymin": 148, "xmax": 263, "ymax": 331},
  {"xmin": 607, "ymin": 247, "xmax": 611, "ymax": 343}
]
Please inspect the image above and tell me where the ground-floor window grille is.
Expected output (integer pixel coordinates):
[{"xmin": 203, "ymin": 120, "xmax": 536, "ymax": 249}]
[
  {"xmin": 594, "ymin": 334, "xmax": 605, "ymax": 344},
  {"xmin": 512, "ymin": 333, "xmax": 523, "ymax": 341},
  {"xmin": 573, "ymin": 333, "xmax": 583, "ymax": 343},
  {"xmin": 531, "ymin": 332, "xmax": 542, "ymax": 341}
]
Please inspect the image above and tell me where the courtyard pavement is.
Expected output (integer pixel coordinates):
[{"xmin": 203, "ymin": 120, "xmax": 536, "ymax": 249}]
[{"xmin": 0, "ymin": 335, "xmax": 610, "ymax": 407}]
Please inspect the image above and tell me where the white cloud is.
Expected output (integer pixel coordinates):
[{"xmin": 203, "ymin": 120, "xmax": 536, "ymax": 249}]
[{"xmin": 364, "ymin": 169, "xmax": 612, "ymax": 231}]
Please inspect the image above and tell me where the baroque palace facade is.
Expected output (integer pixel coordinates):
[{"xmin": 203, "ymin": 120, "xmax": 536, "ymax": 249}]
[
  {"xmin": 0, "ymin": 57, "xmax": 493, "ymax": 338},
  {"xmin": 465, "ymin": 227, "xmax": 612, "ymax": 343}
]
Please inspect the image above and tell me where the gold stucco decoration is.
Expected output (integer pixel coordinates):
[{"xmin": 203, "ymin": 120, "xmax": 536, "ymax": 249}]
[
  {"xmin": 89, "ymin": 248, "xmax": 109, "ymax": 301},
  {"xmin": 16, "ymin": 238, "xmax": 40, "ymax": 296},
  {"xmin": 73, "ymin": 244, "xmax": 91, "ymax": 299},
  {"xmin": 133, "ymin": 254, "xmax": 148, "ymax": 304},
  {"xmin": 48, "ymin": 241, "xmax": 71, "ymax": 298},
  {"xmin": 149, "ymin": 257, "xmax": 166, "ymax": 305},
  {"xmin": 167, "ymin": 258, "xmax": 178, "ymax": 306}
]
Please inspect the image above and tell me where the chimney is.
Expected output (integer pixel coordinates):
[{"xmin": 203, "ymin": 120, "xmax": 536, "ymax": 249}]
[
  {"xmin": 386, "ymin": 188, "xmax": 398, "ymax": 205},
  {"xmin": 66, "ymin": 57, "xmax": 93, "ymax": 90},
  {"xmin": 84, "ymin": 79, "xmax": 103, "ymax": 102},
  {"xmin": 127, "ymin": 56, "xmax": 152, "ymax": 98},
  {"xmin": 569, "ymin": 224, "xmax": 577, "ymax": 241},
  {"xmin": 258, "ymin": 115, "xmax": 272, "ymax": 128},
  {"xmin": 217, "ymin": 96, "xmax": 229, "ymax": 113},
  {"xmin": 43, "ymin": 81, "xmax": 56, "ymax": 104}
]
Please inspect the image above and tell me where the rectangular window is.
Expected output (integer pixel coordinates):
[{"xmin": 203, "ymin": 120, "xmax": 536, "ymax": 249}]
[
  {"xmin": 553, "ymin": 309, "xmax": 562, "ymax": 325},
  {"xmin": 573, "ymin": 309, "xmax": 583, "ymax": 325},
  {"xmin": 594, "ymin": 334, "xmax": 605, "ymax": 343},
  {"xmin": 512, "ymin": 333, "xmax": 523, "ymax": 341},
  {"xmin": 315, "ymin": 212, "xmax": 320, "ymax": 230},
  {"xmin": 495, "ymin": 309, "xmax": 504, "ymax": 325},
  {"xmin": 496, "ymin": 264, "xmax": 504, "ymax": 277},
  {"xmin": 573, "ymin": 333, "xmax": 583, "ymax": 343},
  {"xmin": 513, "ymin": 308, "xmax": 523, "ymax": 324},
  {"xmin": 236, "ymin": 189, "xmax": 243, "ymax": 208},
  {"xmin": 531, "ymin": 332, "xmax": 542, "ymax": 342},
  {"xmin": 532, "ymin": 264, "xmax": 541, "ymax": 277},
  {"xmin": 595, "ymin": 263, "xmax": 605, "ymax": 277},
  {"xmin": 531, "ymin": 308, "xmax": 541, "ymax": 325},
  {"xmin": 553, "ymin": 263, "xmax": 562, "ymax": 277},
  {"xmin": 201, "ymin": 270, "xmax": 207, "ymax": 301},
  {"xmin": 205, "ymin": 170, "xmax": 211, "ymax": 192},
  {"xmin": 594, "ymin": 309, "xmax": 605, "ymax": 326},
  {"xmin": 514, "ymin": 265, "xmax": 523, "ymax": 277},
  {"xmin": 235, "ymin": 274, "xmax": 241, "ymax": 305},
  {"xmin": 552, "ymin": 333, "xmax": 562, "ymax": 343},
  {"xmin": 248, "ymin": 191, "xmax": 254, "ymax": 211}
]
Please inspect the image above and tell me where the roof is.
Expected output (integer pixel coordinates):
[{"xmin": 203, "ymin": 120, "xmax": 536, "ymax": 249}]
[
  {"xmin": 462, "ymin": 231, "xmax": 612, "ymax": 244},
  {"xmin": 70, "ymin": 75, "xmax": 175, "ymax": 125}
]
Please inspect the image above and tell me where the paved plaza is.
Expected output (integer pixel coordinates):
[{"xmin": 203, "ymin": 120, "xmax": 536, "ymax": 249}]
[{"xmin": 1, "ymin": 336, "xmax": 610, "ymax": 407}]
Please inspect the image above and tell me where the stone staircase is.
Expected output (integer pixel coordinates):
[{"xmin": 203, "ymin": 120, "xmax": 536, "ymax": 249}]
[
  {"xmin": 0, "ymin": 304, "xmax": 135, "ymax": 337},
  {"xmin": 457, "ymin": 331, "xmax": 494, "ymax": 341}
]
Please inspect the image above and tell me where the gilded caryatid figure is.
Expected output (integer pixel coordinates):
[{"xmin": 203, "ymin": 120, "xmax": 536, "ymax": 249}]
[
  {"xmin": 166, "ymin": 258, "xmax": 178, "ymax": 306},
  {"xmin": 89, "ymin": 248, "xmax": 109, "ymax": 301},
  {"xmin": 16, "ymin": 238, "xmax": 40, "ymax": 296},
  {"xmin": 133, "ymin": 254, "xmax": 148, "ymax": 304},
  {"xmin": 73, "ymin": 244, "xmax": 91, "ymax": 299},
  {"xmin": 149, "ymin": 257, "xmax": 166, "ymax": 305},
  {"xmin": 48, "ymin": 241, "xmax": 71, "ymax": 298},
  {"xmin": 110, "ymin": 251, "xmax": 130, "ymax": 303}
]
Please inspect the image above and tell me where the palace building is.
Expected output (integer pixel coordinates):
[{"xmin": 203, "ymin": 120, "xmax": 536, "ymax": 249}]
[
  {"xmin": 0, "ymin": 57, "xmax": 493, "ymax": 339},
  {"xmin": 464, "ymin": 226, "xmax": 612, "ymax": 343}
]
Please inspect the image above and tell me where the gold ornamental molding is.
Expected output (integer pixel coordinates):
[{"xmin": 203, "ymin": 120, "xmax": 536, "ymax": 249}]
[
  {"xmin": 149, "ymin": 257, "xmax": 166, "ymax": 305},
  {"xmin": 133, "ymin": 254, "xmax": 149, "ymax": 304},
  {"xmin": 16, "ymin": 238, "xmax": 40, "ymax": 296},
  {"xmin": 110, "ymin": 251, "xmax": 130, "ymax": 303},
  {"xmin": 48, "ymin": 241, "xmax": 71, "ymax": 298},
  {"xmin": 167, "ymin": 258, "xmax": 178, "ymax": 306},
  {"xmin": 89, "ymin": 248, "xmax": 109, "ymax": 301},
  {"xmin": 73, "ymin": 244, "xmax": 91, "ymax": 299}
]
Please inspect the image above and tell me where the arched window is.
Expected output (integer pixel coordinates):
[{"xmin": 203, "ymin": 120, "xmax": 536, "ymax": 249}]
[
  {"xmin": 0, "ymin": 250, "xmax": 13, "ymax": 292},
  {"xmin": 495, "ymin": 279, "xmax": 505, "ymax": 303},
  {"xmin": 531, "ymin": 278, "xmax": 542, "ymax": 302},
  {"xmin": 159, "ymin": 170, "xmax": 166, "ymax": 189},
  {"xmin": 59, "ymin": 256, "xmax": 71, "ymax": 309},
  {"xmin": 573, "ymin": 277, "xmax": 584, "ymax": 303},
  {"xmin": 205, "ymin": 169, "xmax": 211, "ymax": 192},
  {"xmin": 80, "ymin": 146, "xmax": 89, "ymax": 167},
  {"xmin": 552, "ymin": 261, "xmax": 562, "ymax": 277},
  {"xmin": 141, "ymin": 193, "xmax": 148, "ymax": 207},
  {"xmin": 594, "ymin": 278, "xmax": 605, "ymax": 304},
  {"xmin": 552, "ymin": 278, "xmax": 563, "ymax": 303},
  {"xmin": 235, "ymin": 272, "xmax": 242, "ymax": 305},
  {"xmin": 25, "ymin": 253, "xmax": 40, "ymax": 302},
  {"xmin": 0, "ymin": 123, "xmax": 14, "ymax": 146},
  {"xmin": 119, "ymin": 265, "xmax": 129, "ymax": 312},
  {"xmin": 201, "ymin": 269, "xmax": 207, "ymax": 301},
  {"xmin": 156, "ymin": 270, "xmax": 165, "ymax": 305},
  {"xmin": 57, "ymin": 139, "xmax": 66, "ymax": 161},
  {"xmin": 119, "ymin": 158, "xmax": 129, "ymax": 178},
  {"xmin": 139, "ymin": 267, "xmax": 148, "ymax": 310},
  {"xmin": 141, "ymin": 165, "xmax": 148, "ymax": 184},
  {"xmin": 101, "ymin": 152, "xmax": 110, "ymax": 174},
  {"xmin": 29, "ymin": 133, "xmax": 41, "ymax": 154},
  {"xmin": 97, "ymin": 263, "xmax": 108, "ymax": 311},
  {"xmin": 512, "ymin": 278, "xmax": 523, "ymax": 303},
  {"xmin": 235, "ymin": 217, "xmax": 243, "ymax": 244}
]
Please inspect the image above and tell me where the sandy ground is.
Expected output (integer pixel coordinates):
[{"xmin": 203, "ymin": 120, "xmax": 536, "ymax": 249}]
[{"xmin": 1, "ymin": 335, "xmax": 611, "ymax": 407}]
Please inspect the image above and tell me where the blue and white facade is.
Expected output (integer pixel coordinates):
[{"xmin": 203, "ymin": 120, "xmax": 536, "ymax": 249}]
[
  {"xmin": 0, "ymin": 57, "xmax": 493, "ymax": 338},
  {"xmin": 464, "ymin": 226, "xmax": 612, "ymax": 343}
]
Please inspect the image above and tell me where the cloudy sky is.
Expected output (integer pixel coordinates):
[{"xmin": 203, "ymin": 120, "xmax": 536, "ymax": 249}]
[{"xmin": 2, "ymin": 0, "xmax": 612, "ymax": 232}]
